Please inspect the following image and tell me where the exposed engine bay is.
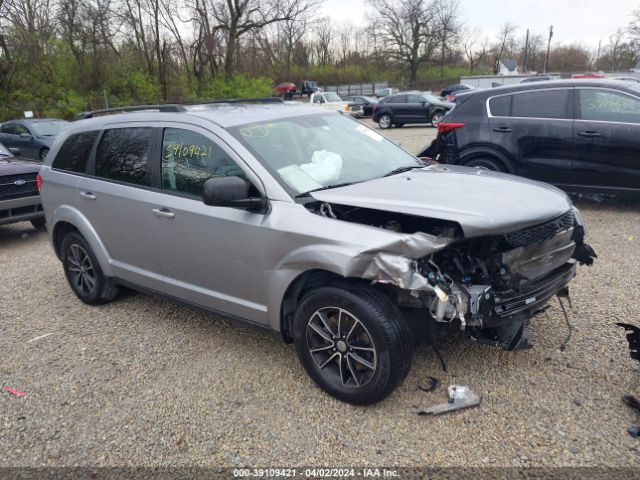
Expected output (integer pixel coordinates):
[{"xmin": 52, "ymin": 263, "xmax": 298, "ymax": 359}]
[{"xmin": 306, "ymin": 201, "xmax": 597, "ymax": 351}]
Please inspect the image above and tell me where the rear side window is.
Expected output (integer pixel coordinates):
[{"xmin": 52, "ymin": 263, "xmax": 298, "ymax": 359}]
[
  {"xmin": 511, "ymin": 89, "xmax": 569, "ymax": 119},
  {"xmin": 52, "ymin": 131, "xmax": 98, "ymax": 173},
  {"xmin": 489, "ymin": 95, "xmax": 511, "ymax": 116},
  {"xmin": 95, "ymin": 128, "xmax": 152, "ymax": 186},
  {"xmin": 387, "ymin": 95, "xmax": 406, "ymax": 103}
]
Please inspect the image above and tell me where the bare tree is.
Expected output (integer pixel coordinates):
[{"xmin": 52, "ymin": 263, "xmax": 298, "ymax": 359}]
[
  {"xmin": 368, "ymin": 0, "xmax": 437, "ymax": 87},
  {"xmin": 493, "ymin": 22, "xmax": 517, "ymax": 73},
  {"xmin": 434, "ymin": 0, "xmax": 462, "ymax": 76}
]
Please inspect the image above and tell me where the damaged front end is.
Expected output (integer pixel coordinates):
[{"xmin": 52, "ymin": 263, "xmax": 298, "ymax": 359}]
[{"xmin": 308, "ymin": 201, "xmax": 596, "ymax": 351}]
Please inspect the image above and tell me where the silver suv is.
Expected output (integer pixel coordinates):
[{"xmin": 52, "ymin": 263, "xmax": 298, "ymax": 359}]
[{"xmin": 40, "ymin": 100, "xmax": 596, "ymax": 405}]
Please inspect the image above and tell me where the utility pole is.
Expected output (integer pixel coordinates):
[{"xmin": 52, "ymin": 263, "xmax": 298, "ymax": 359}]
[
  {"xmin": 103, "ymin": 89, "xmax": 109, "ymax": 109},
  {"xmin": 596, "ymin": 39, "xmax": 602, "ymax": 71},
  {"xmin": 523, "ymin": 29, "xmax": 530, "ymax": 72},
  {"xmin": 543, "ymin": 25, "xmax": 553, "ymax": 74}
]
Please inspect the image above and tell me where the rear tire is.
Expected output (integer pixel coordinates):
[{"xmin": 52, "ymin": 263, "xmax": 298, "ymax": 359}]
[
  {"xmin": 39, "ymin": 148, "xmax": 49, "ymax": 162},
  {"xmin": 378, "ymin": 114, "xmax": 392, "ymax": 129},
  {"xmin": 464, "ymin": 157, "xmax": 506, "ymax": 172},
  {"xmin": 293, "ymin": 282, "xmax": 413, "ymax": 405},
  {"xmin": 61, "ymin": 231, "xmax": 118, "ymax": 305}
]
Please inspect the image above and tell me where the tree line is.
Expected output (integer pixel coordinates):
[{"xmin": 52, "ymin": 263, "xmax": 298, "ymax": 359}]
[{"xmin": 1, "ymin": 0, "xmax": 639, "ymax": 119}]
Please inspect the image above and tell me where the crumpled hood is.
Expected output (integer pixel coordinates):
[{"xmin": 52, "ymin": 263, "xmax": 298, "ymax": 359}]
[{"xmin": 310, "ymin": 164, "xmax": 573, "ymax": 238}]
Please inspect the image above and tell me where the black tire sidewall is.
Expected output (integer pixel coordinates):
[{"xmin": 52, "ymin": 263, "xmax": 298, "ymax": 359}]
[
  {"xmin": 61, "ymin": 232, "xmax": 108, "ymax": 305},
  {"xmin": 293, "ymin": 285, "xmax": 406, "ymax": 405},
  {"xmin": 40, "ymin": 148, "xmax": 49, "ymax": 161}
]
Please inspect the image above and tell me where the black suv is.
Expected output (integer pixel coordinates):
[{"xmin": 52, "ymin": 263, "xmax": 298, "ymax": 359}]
[
  {"xmin": 421, "ymin": 80, "xmax": 640, "ymax": 192},
  {"xmin": 373, "ymin": 92, "xmax": 454, "ymax": 129}
]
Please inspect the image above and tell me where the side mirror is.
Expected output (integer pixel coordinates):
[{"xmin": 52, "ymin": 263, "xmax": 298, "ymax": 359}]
[
  {"xmin": 8, "ymin": 147, "xmax": 21, "ymax": 156},
  {"xmin": 420, "ymin": 101, "xmax": 427, "ymax": 106},
  {"xmin": 202, "ymin": 176, "xmax": 266, "ymax": 212},
  {"xmin": 19, "ymin": 132, "xmax": 32, "ymax": 139}
]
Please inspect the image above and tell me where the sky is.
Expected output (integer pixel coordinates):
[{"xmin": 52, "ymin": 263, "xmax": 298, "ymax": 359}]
[{"xmin": 322, "ymin": 0, "xmax": 638, "ymax": 48}]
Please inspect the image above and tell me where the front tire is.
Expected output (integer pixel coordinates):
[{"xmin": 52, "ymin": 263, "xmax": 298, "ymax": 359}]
[
  {"xmin": 293, "ymin": 283, "xmax": 413, "ymax": 405},
  {"xmin": 378, "ymin": 114, "xmax": 392, "ymax": 129},
  {"xmin": 61, "ymin": 231, "xmax": 118, "ymax": 305},
  {"xmin": 39, "ymin": 148, "xmax": 49, "ymax": 162}
]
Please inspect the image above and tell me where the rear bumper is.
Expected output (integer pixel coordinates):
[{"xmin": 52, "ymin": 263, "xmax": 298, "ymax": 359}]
[{"xmin": 0, "ymin": 195, "xmax": 43, "ymax": 225}]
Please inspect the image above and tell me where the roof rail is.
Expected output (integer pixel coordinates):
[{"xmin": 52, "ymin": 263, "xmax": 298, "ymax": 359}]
[
  {"xmin": 73, "ymin": 104, "xmax": 186, "ymax": 121},
  {"xmin": 187, "ymin": 97, "xmax": 285, "ymax": 106}
]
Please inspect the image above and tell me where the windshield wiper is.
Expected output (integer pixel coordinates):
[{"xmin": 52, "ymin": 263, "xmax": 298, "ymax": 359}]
[
  {"xmin": 295, "ymin": 182, "xmax": 359, "ymax": 198},
  {"xmin": 383, "ymin": 165, "xmax": 425, "ymax": 177}
]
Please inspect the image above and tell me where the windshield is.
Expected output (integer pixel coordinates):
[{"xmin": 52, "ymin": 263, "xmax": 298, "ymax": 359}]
[
  {"xmin": 30, "ymin": 120, "xmax": 68, "ymax": 136},
  {"xmin": 229, "ymin": 113, "xmax": 422, "ymax": 196},
  {"xmin": 324, "ymin": 92, "xmax": 342, "ymax": 102}
]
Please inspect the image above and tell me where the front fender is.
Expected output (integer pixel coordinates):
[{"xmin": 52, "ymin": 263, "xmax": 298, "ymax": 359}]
[{"xmin": 50, "ymin": 205, "xmax": 113, "ymax": 277}]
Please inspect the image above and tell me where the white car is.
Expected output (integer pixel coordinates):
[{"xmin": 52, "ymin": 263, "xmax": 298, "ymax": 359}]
[{"xmin": 309, "ymin": 92, "xmax": 363, "ymax": 118}]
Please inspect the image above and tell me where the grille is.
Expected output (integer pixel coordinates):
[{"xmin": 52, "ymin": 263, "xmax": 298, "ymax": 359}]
[
  {"xmin": 504, "ymin": 210, "xmax": 575, "ymax": 249},
  {"xmin": 0, "ymin": 173, "xmax": 39, "ymax": 200}
]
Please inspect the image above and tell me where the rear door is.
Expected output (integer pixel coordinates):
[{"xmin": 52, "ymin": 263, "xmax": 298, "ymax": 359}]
[
  {"xmin": 572, "ymin": 87, "xmax": 640, "ymax": 190},
  {"xmin": 384, "ymin": 94, "xmax": 408, "ymax": 122},
  {"xmin": 77, "ymin": 124, "xmax": 164, "ymax": 290},
  {"xmin": 487, "ymin": 88, "xmax": 575, "ymax": 184}
]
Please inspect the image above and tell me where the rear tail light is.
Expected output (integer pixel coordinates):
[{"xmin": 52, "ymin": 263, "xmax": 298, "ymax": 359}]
[
  {"xmin": 437, "ymin": 122, "xmax": 465, "ymax": 134},
  {"xmin": 36, "ymin": 173, "xmax": 43, "ymax": 192}
]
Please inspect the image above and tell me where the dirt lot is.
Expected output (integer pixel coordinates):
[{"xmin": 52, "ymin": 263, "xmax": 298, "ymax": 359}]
[{"xmin": 1, "ymin": 122, "xmax": 640, "ymax": 468}]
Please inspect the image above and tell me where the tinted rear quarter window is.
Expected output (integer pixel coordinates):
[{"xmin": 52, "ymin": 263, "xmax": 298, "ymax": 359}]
[
  {"xmin": 95, "ymin": 128, "xmax": 152, "ymax": 186},
  {"xmin": 52, "ymin": 131, "xmax": 99, "ymax": 173},
  {"xmin": 489, "ymin": 95, "xmax": 511, "ymax": 116},
  {"xmin": 511, "ymin": 89, "xmax": 569, "ymax": 119}
]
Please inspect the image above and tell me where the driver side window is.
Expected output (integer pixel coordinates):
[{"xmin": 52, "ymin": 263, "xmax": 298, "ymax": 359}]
[{"xmin": 161, "ymin": 128, "xmax": 244, "ymax": 196}]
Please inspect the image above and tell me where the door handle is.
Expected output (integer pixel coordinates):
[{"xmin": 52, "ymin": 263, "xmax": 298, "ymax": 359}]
[
  {"xmin": 79, "ymin": 191, "xmax": 96, "ymax": 200},
  {"xmin": 492, "ymin": 126, "xmax": 513, "ymax": 133},
  {"xmin": 152, "ymin": 207, "xmax": 175, "ymax": 219},
  {"xmin": 577, "ymin": 130, "xmax": 602, "ymax": 138}
]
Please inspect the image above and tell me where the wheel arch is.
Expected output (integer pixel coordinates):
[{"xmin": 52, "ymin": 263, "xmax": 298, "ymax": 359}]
[
  {"xmin": 50, "ymin": 206, "xmax": 113, "ymax": 277},
  {"xmin": 459, "ymin": 147, "xmax": 516, "ymax": 174}
]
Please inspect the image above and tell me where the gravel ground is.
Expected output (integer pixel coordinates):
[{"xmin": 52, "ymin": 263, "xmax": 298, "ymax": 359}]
[{"xmin": 1, "ymin": 122, "xmax": 640, "ymax": 468}]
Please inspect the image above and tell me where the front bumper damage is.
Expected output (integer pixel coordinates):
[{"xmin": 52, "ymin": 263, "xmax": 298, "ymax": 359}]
[{"xmin": 358, "ymin": 208, "xmax": 596, "ymax": 351}]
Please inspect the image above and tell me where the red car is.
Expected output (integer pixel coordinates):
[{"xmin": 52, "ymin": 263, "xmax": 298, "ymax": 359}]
[
  {"xmin": 275, "ymin": 82, "xmax": 297, "ymax": 98},
  {"xmin": 572, "ymin": 72, "xmax": 606, "ymax": 79}
]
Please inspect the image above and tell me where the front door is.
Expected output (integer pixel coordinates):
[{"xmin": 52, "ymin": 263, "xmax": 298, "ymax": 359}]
[
  {"xmin": 148, "ymin": 125, "xmax": 269, "ymax": 324},
  {"xmin": 571, "ymin": 88, "xmax": 640, "ymax": 190},
  {"xmin": 488, "ymin": 88, "xmax": 575, "ymax": 184},
  {"xmin": 78, "ymin": 125, "xmax": 164, "ymax": 290}
]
